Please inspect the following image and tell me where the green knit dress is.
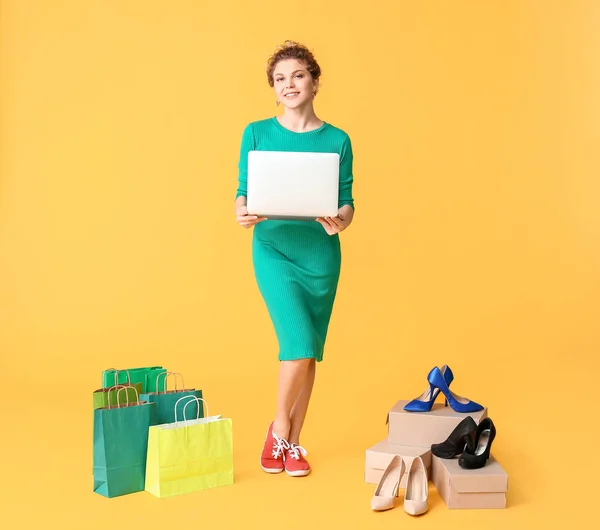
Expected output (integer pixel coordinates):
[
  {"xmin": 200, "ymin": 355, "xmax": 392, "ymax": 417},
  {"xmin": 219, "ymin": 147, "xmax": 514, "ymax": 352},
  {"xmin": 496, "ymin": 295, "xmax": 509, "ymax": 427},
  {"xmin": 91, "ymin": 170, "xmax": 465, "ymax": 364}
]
[{"xmin": 236, "ymin": 117, "xmax": 355, "ymax": 362}]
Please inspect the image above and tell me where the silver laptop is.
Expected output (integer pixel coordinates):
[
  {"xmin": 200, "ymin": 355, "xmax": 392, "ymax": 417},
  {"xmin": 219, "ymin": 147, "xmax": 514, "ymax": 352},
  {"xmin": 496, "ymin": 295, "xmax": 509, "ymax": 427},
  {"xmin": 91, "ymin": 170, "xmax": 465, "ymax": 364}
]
[{"xmin": 246, "ymin": 150, "xmax": 339, "ymax": 220}]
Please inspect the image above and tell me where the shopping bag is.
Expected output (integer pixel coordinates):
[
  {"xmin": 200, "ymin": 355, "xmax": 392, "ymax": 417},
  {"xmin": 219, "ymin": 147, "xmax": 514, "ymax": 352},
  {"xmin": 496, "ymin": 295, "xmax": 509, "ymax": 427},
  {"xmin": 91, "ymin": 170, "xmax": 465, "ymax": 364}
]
[
  {"xmin": 93, "ymin": 370, "xmax": 143, "ymax": 410},
  {"xmin": 102, "ymin": 366, "xmax": 167, "ymax": 393},
  {"xmin": 93, "ymin": 386, "xmax": 158, "ymax": 498},
  {"xmin": 145, "ymin": 396, "xmax": 233, "ymax": 498},
  {"xmin": 139, "ymin": 372, "xmax": 203, "ymax": 425}
]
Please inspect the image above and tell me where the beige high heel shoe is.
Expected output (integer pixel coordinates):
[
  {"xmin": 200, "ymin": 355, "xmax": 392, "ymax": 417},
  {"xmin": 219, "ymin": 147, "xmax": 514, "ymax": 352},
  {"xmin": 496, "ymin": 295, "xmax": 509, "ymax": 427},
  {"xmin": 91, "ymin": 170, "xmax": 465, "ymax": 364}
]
[
  {"xmin": 404, "ymin": 456, "xmax": 428, "ymax": 515},
  {"xmin": 370, "ymin": 455, "xmax": 405, "ymax": 511}
]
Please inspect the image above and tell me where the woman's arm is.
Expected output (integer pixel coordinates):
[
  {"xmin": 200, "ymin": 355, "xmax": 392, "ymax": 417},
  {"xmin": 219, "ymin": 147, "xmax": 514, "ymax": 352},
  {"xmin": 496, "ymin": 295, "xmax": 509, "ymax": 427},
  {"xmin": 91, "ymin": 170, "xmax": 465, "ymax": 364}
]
[
  {"xmin": 235, "ymin": 125, "xmax": 266, "ymax": 228},
  {"xmin": 235, "ymin": 193, "xmax": 266, "ymax": 228},
  {"xmin": 317, "ymin": 134, "xmax": 355, "ymax": 235},
  {"xmin": 317, "ymin": 204, "xmax": 354, "ymax": 235},
  {"xmin": 234, "ymin": 195, "xmax": 247, "ymax": 214},
  {"xmin": 338, "ymin": 204, "xmax": 354, "ymax": 227}
]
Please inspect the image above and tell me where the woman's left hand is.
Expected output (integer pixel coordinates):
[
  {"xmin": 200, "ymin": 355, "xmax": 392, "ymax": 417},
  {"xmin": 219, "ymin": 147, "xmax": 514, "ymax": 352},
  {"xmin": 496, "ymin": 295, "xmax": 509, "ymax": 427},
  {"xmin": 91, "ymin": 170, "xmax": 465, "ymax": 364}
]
[{"xmin": 316, "ymin": 206, "xmax": 354, "ymax": 236}]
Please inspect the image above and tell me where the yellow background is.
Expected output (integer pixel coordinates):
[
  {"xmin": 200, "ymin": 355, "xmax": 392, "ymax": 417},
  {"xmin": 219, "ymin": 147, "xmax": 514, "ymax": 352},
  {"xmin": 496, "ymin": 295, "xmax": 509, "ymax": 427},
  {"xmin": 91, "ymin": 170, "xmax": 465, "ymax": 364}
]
[{"xmin": 1, "ymin": 0, "xmax": 598, "ymax": 527}]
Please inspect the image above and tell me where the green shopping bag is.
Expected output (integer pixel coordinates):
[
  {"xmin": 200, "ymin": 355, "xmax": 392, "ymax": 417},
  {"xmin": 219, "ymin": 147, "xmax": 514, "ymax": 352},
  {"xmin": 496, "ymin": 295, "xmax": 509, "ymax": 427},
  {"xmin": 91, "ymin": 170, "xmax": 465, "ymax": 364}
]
[
  {"xmin": 139, "ymin": 372, "xmax": 203, "ymax": 425},
  {"xmin": 93, "ymin": 386, "xmax": 158, "ymax": 498},
  {"xmin": 93, "ymin": 370, "xmax": 143, "ymax": 410},
  {"xmin": 102, "ymin": 366, "xmax": 167, "ymax": 393},
  {"xmin": 145, "ymin": 396, "xmax": 233, "ymax": 498}
]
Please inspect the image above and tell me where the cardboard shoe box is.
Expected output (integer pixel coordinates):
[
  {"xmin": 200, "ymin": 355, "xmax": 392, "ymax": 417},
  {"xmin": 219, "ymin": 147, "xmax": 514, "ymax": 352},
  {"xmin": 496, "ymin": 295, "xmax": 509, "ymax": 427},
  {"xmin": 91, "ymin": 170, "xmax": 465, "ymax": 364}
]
[
  {"xmin": 387, "ymin": 399, "xmax": 488, "ymax": 447},
  {"xmin": 365, "ymin": 438, "xmax": 431, "ymax": 488},
  {"xmin": 431, "ymin": 455, "xmax": 508, "ymax": 509}
]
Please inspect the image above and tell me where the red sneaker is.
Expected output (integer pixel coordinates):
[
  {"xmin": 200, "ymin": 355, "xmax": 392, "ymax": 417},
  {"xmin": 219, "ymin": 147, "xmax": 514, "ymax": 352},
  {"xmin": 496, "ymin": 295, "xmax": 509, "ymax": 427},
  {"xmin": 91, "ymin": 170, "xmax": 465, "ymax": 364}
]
[
  {"xmin": 284, "ymin": 443, "xmax": 311, "ymax": 477},
  {"xmin": 260, "ymin": 422, "xmax": 289, "ymax": 474}
]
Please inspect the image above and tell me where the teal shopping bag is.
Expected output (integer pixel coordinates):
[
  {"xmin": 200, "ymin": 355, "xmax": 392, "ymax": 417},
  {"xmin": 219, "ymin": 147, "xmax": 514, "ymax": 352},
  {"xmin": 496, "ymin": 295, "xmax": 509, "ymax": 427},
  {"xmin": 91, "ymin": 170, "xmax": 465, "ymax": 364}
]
[
  {"xmin": 102, "ymin": 366, "xmax": 167, "ymax": 393},
  {"xmin": 139, "ymin": 372, "xmax": 203, "ymax": 425},
  {"xmin": 93, "ymin": 386, "xmax": 158, "ymax": 498}
]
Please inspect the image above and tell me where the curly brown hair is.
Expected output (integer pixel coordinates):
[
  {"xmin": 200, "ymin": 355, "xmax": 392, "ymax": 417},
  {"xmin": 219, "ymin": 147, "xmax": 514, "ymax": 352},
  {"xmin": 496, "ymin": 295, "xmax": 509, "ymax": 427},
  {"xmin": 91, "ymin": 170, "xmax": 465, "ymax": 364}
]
[{"xmin": 266, "ymin": 40, "xmax": 322, "ymax": 95}]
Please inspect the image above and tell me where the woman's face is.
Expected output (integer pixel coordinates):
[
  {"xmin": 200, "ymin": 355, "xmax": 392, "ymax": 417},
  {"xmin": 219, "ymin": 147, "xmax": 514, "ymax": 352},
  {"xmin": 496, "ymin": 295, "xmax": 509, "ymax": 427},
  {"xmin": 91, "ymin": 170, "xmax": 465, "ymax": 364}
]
[{"xmin": 273, "ymin": 59, "xmax": 318, "ymax": 109}]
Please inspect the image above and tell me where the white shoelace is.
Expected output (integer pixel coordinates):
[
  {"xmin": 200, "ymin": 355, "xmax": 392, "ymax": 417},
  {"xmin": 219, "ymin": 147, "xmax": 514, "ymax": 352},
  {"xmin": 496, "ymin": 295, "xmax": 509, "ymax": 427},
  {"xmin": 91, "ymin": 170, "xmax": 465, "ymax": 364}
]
[
  {"xmin": 287, "ymin": 443, "xmax": 308, "ymax": 460},
  {"xmin": 272, "ymin": 433, "xmax": 290, "ymax": 459}
]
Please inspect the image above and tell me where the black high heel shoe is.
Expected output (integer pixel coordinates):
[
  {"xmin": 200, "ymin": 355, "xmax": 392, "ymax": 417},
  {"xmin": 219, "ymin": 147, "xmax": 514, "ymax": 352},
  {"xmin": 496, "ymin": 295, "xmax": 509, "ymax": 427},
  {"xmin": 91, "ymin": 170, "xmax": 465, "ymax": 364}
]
[
  {"xmin": 431, "ymin": 416, "xmax": 477, "ymax": 459},
  {"xmin": 458, "ymin": 417, "xmax": 496, "ymax": 469}
]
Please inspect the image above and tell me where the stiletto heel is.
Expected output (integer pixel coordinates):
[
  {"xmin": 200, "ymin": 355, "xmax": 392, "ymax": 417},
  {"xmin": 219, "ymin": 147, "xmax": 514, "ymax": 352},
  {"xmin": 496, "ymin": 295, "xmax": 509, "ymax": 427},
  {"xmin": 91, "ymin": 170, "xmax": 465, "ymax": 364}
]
[
  {"xmin": 404, "ymin": 456, "xmax": 428, "ymax": 516},
  {"xmin": 459, "ymin": 418, "xmax": 496, "ymax": 469},
  {"xmin": 370, "ymin": 455, "xmax": 405, "ymax": 511},
  {"xmin": 427, "ymin": 367, "xmax": 483, "ymax": 413},
  {"xmin": 431, "ymin": 416, "xmax": 477, "ymax": 459},
  {"xmin": 404, "ymin": 365, "xmax": 454, "ymax": 412},
  {"xmin": 444, "ymin": 398, "xmax": 448, "ymax": 407}
]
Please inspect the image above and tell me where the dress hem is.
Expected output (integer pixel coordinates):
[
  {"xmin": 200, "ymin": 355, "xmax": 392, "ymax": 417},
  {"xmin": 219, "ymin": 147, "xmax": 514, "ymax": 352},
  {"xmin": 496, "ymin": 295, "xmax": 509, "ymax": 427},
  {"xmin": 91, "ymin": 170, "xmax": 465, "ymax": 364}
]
[{"xmin": 278, "ymin": 352, "xmax": 324, "ymax": 363}]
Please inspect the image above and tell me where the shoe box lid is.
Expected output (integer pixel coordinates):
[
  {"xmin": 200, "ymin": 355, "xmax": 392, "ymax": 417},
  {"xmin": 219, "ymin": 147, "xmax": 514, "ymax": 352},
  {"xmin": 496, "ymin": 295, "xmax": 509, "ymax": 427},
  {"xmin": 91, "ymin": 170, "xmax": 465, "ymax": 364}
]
[
  {"xmin": 386, "ymin": 399, "xmax": 488, "ymax": 447},
  {"xmin": 365, "ymin": 438, "xmax": 431, "ymax": 470}
]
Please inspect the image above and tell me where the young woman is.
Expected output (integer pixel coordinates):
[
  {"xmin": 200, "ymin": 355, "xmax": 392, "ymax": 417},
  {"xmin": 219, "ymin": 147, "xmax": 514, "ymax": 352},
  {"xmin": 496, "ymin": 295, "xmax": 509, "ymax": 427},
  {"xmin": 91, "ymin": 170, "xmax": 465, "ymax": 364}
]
[{"xmin": 234, "ymin": 41, "xmax": 355, "ymax": 477}]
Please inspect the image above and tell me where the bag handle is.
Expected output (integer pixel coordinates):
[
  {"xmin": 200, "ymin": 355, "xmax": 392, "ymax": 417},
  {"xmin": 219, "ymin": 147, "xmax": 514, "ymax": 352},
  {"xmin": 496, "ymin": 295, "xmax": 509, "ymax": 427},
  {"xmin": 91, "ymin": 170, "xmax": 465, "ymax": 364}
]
[
  {"xmin": 107, "ymin": 384, "xmax": 140, "ymax": 409},
  {"xmin": 165, "ymin": 372, "xmax": 184, "ymax": 393},
  {"xmin": 174, "ymin": 396, "xmax": 208, "ymax": 424},
  {"xmin": 116, "ymin": 384, "xmax": 140, "ymax": 408},
  {"xmin": 105, "ymin": 385, "xmax": 127, "ymax": 409},
  {"xmin": 113, "ymin": 369, "xmax": 131, "ymax": 386},
  {"xmin": 102, "ymin": 368, "xmax": 131, "ymax": 388},
  {"xmin": 102, "ymin": 367, "xmax": 117, "ymax": 388},
  {"xmin": 155, "ymin": 371, "xmax": 184, "ymax": 393}
]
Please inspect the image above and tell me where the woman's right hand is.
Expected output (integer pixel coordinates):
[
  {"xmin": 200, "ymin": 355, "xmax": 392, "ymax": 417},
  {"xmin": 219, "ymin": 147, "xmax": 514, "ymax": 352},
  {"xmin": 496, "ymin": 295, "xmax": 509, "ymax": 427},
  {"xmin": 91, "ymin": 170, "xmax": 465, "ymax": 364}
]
[{"xmin": 236, "ymin": 204, "xmax": 267, "ymax": 228}]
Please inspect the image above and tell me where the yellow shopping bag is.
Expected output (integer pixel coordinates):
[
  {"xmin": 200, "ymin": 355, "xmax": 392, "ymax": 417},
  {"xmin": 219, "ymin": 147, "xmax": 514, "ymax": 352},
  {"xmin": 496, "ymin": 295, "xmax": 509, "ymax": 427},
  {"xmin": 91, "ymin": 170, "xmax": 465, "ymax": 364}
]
[{"xmin": 145, "ymin": 396, "xmax": 233, "ymax": 498}]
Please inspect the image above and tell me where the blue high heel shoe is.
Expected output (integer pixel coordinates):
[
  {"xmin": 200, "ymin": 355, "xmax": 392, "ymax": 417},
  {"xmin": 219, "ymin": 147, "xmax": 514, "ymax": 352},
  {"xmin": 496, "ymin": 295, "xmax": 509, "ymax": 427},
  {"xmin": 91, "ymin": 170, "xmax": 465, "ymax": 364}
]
[
  {"xmin": 404, "ymin": 365, "xmax": 454, "ymax": 412},
  {"xmin": 428, "ymin": 366, "xmax": 484, "ymax": 413}
]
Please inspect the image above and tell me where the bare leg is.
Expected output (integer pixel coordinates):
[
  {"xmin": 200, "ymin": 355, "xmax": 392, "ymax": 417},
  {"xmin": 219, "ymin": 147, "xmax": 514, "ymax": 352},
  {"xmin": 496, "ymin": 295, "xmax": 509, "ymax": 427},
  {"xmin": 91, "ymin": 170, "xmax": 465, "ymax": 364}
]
[
  {"xmin": 288, "ymin": 359, "xmax": 316, "ymax": 444},
  {"xmin": 273, "ymin": 359, "xmax": 312, "ymax": 440}
]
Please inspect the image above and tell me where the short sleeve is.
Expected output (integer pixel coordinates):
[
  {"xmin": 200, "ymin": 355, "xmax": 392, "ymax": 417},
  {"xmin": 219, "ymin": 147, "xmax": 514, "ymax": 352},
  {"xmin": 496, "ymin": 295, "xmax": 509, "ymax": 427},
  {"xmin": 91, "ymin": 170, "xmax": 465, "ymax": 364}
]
[
  {"xmin": 235, "ymin": 124, "xmax": 255, "ymax": 199},
  {"xmin": 338, "ymin": 134, "xmax": 355, "ymax": 209}
]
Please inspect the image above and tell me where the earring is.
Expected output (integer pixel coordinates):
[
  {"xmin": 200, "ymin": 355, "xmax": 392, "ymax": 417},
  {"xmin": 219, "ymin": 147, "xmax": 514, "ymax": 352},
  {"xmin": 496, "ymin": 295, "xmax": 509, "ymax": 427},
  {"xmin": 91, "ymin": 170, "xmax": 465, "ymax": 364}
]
[{"xmin": 276, "ymin": 100, "xmax": 280, "ymax": 106}]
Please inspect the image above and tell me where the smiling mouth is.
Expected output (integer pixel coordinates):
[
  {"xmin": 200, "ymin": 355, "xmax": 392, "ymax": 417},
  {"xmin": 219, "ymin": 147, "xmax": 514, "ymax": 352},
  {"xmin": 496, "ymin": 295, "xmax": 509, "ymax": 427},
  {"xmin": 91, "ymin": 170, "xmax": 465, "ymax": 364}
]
[{"xmin": 284, "ymin": 92, "xmax": 300, "ymax": 98}]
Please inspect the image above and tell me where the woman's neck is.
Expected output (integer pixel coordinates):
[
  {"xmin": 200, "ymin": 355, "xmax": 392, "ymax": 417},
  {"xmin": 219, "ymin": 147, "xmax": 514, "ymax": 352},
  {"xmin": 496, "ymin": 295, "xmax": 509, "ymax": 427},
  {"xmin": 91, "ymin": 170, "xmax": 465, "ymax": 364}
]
[{"xmin": 277, "ymin": 105, "xmax": 323, "ymax": 132}]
